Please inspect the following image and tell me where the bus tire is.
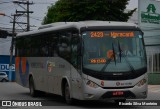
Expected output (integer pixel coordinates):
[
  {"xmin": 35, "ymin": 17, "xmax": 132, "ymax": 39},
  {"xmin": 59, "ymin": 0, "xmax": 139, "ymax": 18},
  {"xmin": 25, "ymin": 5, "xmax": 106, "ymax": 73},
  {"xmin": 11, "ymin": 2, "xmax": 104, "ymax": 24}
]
[
  {"xmin": 64, "ymin": 82, "xmax": 73, "ymax": 104},
  {"xmin": 2, "ymin": 79, "xmax": 8, "ymax": 82},
  {"xmin": 29, "ymin": 76, "xmax": 38, "ymax": 97}
]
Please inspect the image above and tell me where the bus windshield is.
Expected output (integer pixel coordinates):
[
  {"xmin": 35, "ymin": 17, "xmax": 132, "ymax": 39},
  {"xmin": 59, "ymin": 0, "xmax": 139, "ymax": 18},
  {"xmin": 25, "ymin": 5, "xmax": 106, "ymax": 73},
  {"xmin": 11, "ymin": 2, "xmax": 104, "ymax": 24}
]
[{"xmin": 82, "ymin": 30, "xmax": 147, "ymax": 74}]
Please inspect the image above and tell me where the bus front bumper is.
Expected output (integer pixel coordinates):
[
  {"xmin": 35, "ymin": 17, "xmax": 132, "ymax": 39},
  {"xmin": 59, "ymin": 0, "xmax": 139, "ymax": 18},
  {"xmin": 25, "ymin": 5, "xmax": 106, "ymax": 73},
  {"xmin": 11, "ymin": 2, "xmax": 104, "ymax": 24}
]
[{"xmin": 82, "ymin": 83, "xmax": 147, "ymax": 100}]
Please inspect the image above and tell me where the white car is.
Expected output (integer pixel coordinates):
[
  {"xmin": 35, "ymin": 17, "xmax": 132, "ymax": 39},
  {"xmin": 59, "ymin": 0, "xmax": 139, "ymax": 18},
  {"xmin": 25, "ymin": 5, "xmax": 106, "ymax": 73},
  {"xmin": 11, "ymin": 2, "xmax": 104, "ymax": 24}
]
[{"xmin": 0, "ymin": 72, "xmax": 9, "ymax": 82}]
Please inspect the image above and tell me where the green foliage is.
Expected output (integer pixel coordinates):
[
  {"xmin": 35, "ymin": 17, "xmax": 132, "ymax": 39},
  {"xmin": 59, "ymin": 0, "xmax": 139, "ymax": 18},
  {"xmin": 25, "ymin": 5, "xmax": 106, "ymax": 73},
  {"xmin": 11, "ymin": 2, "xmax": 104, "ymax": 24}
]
[{"xmin": 43, "ymin": 0, "xmax": 136, "ymax": 24}]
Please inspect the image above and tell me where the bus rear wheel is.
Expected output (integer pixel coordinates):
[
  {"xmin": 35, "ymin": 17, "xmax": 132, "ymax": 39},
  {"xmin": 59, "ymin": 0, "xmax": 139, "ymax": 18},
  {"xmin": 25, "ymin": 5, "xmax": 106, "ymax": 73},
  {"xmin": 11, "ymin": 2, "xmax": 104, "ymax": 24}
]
[
  {"xmin": 64, "ymin": 82, "xmax": 73, "ymax": 104},
  {"xmin": 29, "ymin": 77, "xmax": 38, "ymax": 97}
]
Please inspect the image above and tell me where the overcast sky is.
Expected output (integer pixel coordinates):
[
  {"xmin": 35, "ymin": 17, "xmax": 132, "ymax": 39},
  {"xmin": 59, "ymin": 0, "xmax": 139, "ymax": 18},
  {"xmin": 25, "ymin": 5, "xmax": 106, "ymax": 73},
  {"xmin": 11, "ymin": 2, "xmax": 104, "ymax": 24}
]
[
  {"xmin": 0, "ymin": 0, "xmax": 56, "ymax": 30},
  {"xmin": 0, "ymin": 0, "xmax": 138, "ymax": 55},
  {"xmin": 0, "ymin": 0, "xmax": 138, "ymax": 30}
]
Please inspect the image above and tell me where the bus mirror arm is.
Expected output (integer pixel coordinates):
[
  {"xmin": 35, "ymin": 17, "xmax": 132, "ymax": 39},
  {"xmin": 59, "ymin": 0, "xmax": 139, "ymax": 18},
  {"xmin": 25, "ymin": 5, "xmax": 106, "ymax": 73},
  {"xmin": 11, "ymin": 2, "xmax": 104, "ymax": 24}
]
[
  {"xmin": 76, "ymin": 40, "xmax": 83, "ymax": 56},
  {"xmin": 78, "ymin": 34, "xmax": 83, "ymax": 56},
  {"xmin": 142, "ymin": 31, "xmax": 144, "ymax": 36},
  {"xmin": 78, "ymin": 44, "xmax": 83, "ymax": 56}
]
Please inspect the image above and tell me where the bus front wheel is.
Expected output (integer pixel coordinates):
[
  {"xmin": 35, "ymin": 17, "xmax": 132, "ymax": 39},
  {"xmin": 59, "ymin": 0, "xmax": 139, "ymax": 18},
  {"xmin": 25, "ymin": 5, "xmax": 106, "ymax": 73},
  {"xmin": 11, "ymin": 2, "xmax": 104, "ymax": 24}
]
[{"xmin": 64, "ymin": 82, "xmax": 73, "ymax": 104}]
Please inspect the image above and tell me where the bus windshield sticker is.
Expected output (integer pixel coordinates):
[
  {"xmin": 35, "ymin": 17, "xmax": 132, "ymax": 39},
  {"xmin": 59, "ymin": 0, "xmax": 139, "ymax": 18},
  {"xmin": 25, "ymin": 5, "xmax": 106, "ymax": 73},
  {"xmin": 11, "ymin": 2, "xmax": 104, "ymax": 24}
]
[
  {"xmin": 90, "ymin": 58, "xmax": 106, "ymax": 64},
  {"xmin": 107, "ymin": 50, "xmax": 114, "ymax": 59},
  {"xmin": 82, "ymin": 33, "xmax": 87, "ymax": 36}
]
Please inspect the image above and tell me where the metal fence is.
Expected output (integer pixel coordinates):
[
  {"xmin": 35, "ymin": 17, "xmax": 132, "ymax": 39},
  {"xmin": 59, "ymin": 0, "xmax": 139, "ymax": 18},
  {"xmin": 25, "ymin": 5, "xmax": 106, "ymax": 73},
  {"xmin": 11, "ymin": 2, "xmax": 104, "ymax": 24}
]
[{"xmin": 147, "ymin": 48, "xmax": 160, "ymax": 73}]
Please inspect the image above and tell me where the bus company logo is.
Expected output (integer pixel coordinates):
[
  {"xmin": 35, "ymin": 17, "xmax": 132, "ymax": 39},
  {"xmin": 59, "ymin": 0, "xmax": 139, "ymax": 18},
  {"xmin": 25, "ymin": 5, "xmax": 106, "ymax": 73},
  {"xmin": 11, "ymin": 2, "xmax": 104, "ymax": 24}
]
[
  {"xmin": 101, "ymin": 80, "xmax": 104, "ymax": 86},
  {"xmin": 116, "ymin": 82, "xmax": 132, "ymax": 86},
  {"xmin": 16, "ymin": 57, "xmax": 29, "ymax": 86},
  {"xmin": 141, "ymin": 4, "xmax": 160, "ymax": 24},
  {"xmin": 46, "ymin": 61, "xmax": 55, "ymax": 73},
  {"xmin": 116, "ymin": 82, "xmax": 120, "ymax": 86}
]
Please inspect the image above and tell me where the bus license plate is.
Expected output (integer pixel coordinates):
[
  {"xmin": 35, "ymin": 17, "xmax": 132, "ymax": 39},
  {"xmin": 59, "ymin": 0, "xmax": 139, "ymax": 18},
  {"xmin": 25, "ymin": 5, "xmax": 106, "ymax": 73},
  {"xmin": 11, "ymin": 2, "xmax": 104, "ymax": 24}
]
[{"xmin": 112, "ymin": 91, "xmax": 124, "ymax": 96}]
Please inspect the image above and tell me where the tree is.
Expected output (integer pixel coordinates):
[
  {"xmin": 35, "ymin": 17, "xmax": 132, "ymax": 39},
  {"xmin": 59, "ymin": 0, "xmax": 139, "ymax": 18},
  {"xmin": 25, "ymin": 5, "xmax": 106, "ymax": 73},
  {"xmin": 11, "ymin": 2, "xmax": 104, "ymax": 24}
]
[{"xmin": 43, "ymin": 0, "xmax": 136, "ymax": 24}]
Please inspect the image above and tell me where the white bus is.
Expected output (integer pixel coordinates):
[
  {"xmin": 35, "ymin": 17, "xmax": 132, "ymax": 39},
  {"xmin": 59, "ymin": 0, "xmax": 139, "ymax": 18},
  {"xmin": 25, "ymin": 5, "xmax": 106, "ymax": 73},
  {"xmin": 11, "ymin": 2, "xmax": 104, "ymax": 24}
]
[{"xmin": 15, "ymin": 21, "xmax": 147, "ymax": 104}]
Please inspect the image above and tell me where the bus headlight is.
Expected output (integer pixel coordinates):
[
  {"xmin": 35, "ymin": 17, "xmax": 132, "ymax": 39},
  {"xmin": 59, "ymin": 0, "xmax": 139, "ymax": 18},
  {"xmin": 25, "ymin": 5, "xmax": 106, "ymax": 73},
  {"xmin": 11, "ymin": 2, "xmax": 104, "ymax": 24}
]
[
  {"xmin": 136, "ymin": 79, "xmax": 147, "ymax": 87},
  {"xmin": 86, "ymin": 80, "xmax": 99, "ymax": 88}
]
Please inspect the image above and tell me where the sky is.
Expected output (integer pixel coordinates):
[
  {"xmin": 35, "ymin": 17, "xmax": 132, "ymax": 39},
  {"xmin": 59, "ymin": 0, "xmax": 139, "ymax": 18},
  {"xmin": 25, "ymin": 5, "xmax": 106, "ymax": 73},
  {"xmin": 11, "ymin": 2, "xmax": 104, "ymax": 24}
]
[
  {"xmin": 0, "ymin": 0, "xmax": 138, "ymax": 55},
  {"xmin": 0, "ymin": 0, "xmax": 138, "ymax": 30},
  {"xmin": 0, "ymin": 0, "xmax": 56, "ymax": 30}
]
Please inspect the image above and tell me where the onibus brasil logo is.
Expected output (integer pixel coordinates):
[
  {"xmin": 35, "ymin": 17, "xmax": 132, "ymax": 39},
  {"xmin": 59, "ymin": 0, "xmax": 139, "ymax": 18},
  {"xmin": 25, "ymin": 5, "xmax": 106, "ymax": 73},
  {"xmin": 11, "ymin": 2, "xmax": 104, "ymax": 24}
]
[{"xmin": 141, "ymin": 4, "xmax": 160, "ymax": 24}]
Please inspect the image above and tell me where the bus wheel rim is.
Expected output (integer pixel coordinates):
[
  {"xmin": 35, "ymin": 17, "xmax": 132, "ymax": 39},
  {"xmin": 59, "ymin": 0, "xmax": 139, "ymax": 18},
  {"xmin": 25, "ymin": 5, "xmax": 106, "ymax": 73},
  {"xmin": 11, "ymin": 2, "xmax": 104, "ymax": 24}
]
[{"xmin": 30, "ymin": 81, "xmax": 34, "ymax": 95}]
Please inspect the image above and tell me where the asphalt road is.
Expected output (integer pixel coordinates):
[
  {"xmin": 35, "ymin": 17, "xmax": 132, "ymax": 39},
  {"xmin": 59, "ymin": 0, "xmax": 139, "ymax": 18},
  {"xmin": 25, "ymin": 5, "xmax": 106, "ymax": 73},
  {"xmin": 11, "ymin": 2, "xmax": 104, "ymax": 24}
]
[{"xmin": 0, "ymin": 82, "xmax": 160, "ymax": 109}]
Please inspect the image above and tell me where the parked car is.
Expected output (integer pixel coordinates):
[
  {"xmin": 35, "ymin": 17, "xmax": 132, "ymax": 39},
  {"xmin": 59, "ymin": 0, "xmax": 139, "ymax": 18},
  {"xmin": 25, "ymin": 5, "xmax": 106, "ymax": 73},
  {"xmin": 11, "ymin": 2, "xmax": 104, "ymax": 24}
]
[{"xmin": 0, "ymin": 72, "xmax": 8, "ymax": 82}]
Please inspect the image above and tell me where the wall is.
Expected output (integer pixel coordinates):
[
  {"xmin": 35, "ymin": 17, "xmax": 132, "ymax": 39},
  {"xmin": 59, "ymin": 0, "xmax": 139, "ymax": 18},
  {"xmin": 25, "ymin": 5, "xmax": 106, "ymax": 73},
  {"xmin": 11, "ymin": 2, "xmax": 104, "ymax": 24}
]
[{"xmin": 0, "ymin": 55, "xmax": 15, "ymax": 81}]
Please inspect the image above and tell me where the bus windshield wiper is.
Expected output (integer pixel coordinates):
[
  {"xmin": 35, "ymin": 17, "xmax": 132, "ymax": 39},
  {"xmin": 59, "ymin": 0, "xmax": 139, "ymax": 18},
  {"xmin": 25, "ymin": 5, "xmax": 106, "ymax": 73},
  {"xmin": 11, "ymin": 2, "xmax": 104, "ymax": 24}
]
[
  {"xmin": 121, "ymin": 49, "xmax": 136, "ymax": 73},
  {"xmin": 118, "ymin": 40, "xmax": 122, "ymax": 62},
  {"xmin": 112, "ymin": 43, "xmax": 116, "ymax": 65},
  {"xmin": 100, "ymin": 43, "xmax": 116, "ymax": 72},
  {"xmin": 117, "ymin": 41, "xmax": 135, "ymax": 73},
  {"xmin": 100, "ymin": 42, "xmax": 136, "ymax": 74}
]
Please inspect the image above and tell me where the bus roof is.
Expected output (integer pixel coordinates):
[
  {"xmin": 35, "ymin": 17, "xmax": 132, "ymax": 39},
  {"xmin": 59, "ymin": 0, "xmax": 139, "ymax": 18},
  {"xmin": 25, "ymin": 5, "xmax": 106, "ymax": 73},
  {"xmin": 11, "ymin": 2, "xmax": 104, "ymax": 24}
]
[{"xmin": 16, "ymin": 21, "xmax": 138, "ymax": 37}]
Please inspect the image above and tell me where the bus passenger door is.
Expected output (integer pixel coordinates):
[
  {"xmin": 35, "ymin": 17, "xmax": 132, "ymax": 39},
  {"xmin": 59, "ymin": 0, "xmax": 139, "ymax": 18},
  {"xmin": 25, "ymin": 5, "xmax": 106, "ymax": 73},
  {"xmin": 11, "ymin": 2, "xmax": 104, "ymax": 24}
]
[
  {"xmin": 47, "ymin": 74, "xmax": 54, "ymax": 93},
  {"xmin": 46, "ymin": 59, "xmax": 56, "ymax": 93},
  {"xmin": 71, "ymin": 35, "xmax": 82, "ymax": 99}
]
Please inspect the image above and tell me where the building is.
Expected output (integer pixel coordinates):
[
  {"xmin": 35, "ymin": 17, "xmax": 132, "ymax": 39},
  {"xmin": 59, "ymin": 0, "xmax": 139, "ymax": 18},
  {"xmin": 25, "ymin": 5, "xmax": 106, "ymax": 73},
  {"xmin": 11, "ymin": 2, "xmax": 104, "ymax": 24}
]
[
  {"xmin": 0, "ymin": 30, "xmax": 15, "ymax": 81},
  {"xmin": 0, "ymin": 55, "xmax": 15, "ymax": 81},
  {"xmin": 128, "ymin": 0, "xmax": 160, "ymax": 84}
]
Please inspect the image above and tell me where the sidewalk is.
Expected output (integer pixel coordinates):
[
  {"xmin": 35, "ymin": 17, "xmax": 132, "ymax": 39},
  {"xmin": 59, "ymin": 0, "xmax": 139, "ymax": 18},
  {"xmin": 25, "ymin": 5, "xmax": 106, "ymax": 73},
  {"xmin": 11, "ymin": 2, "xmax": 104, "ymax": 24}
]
[{"xmin": 148, "ymin": 85, "xmax": 160, "ymax": 93}]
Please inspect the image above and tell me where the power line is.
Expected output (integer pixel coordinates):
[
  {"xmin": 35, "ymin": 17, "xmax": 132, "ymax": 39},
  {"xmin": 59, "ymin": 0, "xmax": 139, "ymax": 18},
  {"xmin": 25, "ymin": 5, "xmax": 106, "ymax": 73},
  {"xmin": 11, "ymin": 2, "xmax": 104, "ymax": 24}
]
[
  {"xmin": 0, "ymin": 23, "xmax": 12, "ymax": 26},
  {"xmin": 0, "ymin": 4, "xmax": 15, "ymax": 10},
  {"xmin": 28, "ymin": 16, "xmax": 43, "ymax": 21},
  {"xmin": 33, "ymin": 2, "xmax": 54, "ymax": 4},
  {"xmin": 19, "ymin": 14, "xmax": 43, "ymax": 21},
  {"xmin": 13, "ymin": 0, "xmax": 34, "ymax": 31},
  {"xmin": 0, "ymin": 40, "xmax": 12, "ymax": 45},
  {"xmin": 0, "ymin": 1, "xmax": 12, "ymax": 4}
]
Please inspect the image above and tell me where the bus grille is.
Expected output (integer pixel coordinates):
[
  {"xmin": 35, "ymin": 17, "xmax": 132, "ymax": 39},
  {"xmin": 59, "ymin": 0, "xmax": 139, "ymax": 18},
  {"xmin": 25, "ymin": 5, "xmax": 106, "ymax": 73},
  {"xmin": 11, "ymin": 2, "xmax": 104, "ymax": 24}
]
[{"xmin": 102, "ymin": 86, "xmax": 134, "ymax": 89}]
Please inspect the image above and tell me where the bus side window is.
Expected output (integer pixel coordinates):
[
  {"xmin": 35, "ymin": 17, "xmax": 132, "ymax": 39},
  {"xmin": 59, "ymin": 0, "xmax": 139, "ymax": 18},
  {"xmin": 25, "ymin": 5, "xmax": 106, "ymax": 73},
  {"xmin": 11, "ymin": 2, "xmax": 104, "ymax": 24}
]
[
  {"xmin": 58, "ymin": 31, "xmax": 71, "ymax": 62},
  {"xmin": 48, "ymin": 33, "xmax": 59, "ymax": 57}
]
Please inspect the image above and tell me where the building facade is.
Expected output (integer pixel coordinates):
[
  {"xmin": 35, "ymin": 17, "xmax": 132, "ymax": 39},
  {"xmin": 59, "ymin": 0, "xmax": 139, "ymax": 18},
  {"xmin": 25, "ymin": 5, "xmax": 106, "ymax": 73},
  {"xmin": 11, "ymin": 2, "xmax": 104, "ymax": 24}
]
[{"xmin": 129, "ymin": 0, "xmax": 160, "ymax": 84}]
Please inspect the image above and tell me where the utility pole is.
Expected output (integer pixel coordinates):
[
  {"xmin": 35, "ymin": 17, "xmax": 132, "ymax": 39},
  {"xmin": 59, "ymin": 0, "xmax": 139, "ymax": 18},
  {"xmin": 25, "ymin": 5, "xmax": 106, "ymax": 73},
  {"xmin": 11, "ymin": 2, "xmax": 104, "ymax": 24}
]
[
  {"xmin": 9, "ymin": 14, "xmax": 16, "ymax": 81},
  {"xmin": 27, "ymin": 0, "xmax": 30, "ymax": 31},
  {"xmin": 10, "ymin": 13, "xmax": 23, "ymax": 66},
  {"xmin": 13, "ymin": 0, "xmax": 33, "ymax": 31}
]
